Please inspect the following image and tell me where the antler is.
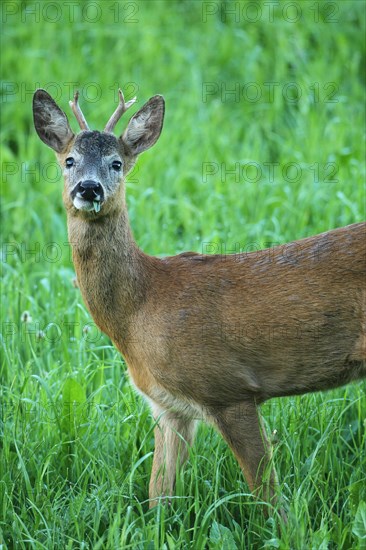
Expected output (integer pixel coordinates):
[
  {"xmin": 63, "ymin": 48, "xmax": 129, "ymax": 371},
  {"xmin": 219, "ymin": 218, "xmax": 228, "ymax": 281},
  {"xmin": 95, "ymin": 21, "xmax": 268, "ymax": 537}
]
[
  {"xmin": 104, "ymin": 89, "xmax": 137, "ymax": 133},
  {"xmin": 69, "ymin": 91, "xmax": 89, "ymax": 131}
]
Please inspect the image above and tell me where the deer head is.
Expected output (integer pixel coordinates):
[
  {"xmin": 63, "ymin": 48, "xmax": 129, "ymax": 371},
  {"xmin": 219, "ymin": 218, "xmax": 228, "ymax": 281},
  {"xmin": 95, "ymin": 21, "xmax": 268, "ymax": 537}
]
[{"xmin": 33, "ymin": 89, "xmax": 165, "ymax": 217}]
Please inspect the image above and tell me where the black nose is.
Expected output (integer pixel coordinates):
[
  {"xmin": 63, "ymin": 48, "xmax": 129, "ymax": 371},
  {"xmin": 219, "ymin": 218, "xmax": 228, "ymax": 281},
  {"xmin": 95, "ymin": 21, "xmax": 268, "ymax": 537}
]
[{"xmin": 78, "ymin": 180, "xmax": 103, "ymax": 201}]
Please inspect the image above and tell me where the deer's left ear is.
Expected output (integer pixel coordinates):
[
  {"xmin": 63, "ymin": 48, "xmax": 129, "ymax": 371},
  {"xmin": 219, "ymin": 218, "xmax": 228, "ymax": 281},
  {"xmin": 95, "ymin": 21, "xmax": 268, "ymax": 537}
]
[
  {"xmin": 33, "ymin": 89, "xmax": 74, "ymax": 153},
  {"xmin": 120, "ymin": 95, "xmax": 165, "ymax": 155}
]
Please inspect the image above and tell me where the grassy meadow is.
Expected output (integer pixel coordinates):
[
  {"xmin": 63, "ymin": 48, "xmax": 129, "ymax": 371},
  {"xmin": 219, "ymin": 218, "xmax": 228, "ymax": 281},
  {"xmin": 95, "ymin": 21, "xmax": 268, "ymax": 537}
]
[{"xmin": 1, "ymin": 0, "xmax": 366, "ymax": 548}]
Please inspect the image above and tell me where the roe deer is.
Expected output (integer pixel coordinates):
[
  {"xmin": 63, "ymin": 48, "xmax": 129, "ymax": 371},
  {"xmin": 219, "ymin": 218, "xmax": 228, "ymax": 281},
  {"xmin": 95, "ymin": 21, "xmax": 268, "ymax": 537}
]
[{"xmin": 33, "ymin": 88, "xmax": 366, "ymax": 515}]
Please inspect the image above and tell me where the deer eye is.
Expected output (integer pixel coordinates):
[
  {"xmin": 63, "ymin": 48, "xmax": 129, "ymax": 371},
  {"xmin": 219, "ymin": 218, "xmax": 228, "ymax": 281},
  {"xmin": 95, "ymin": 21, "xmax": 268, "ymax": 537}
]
[
  {"xmin": 111, "ymin": 160, "xmax": 122, "ymax": 171},
  {"xmin": 65, "ymin": 157, "xmax": 74, "ymax": 168}
]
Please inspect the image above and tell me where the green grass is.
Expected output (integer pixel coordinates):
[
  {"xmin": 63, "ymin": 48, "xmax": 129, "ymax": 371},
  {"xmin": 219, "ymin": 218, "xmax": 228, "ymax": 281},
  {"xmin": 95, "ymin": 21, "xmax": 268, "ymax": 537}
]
[{"xmin": 1, "ymin": 0, "xmax": 366, "ymax": 548}]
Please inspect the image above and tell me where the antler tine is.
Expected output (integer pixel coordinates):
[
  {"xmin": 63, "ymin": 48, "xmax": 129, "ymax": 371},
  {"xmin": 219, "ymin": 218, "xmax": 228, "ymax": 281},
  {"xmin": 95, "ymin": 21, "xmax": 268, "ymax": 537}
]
[
  {"xmin": 104, "ymin": 89, "xmax": 137, "ymax": 133},
  {"xmin": 69, "ymin": 91, "xmax": 90, "ymax": 131}
]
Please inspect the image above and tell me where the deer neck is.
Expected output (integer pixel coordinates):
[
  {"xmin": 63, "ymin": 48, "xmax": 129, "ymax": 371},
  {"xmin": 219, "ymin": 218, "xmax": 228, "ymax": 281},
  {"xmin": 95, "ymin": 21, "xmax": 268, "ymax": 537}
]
[{"xmin": 67, "ymin": 208, "xmax": 151, "ymax": 343}]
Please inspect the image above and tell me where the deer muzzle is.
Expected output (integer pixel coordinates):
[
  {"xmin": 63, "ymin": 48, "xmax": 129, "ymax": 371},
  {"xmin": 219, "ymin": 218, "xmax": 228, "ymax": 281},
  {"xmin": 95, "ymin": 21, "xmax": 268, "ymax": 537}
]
[
  {"xmin": 77, "ymin": 180, "xmax": 103, "ymax": 201},
  {"xmin": 72, "ymin": 180, "xmax": 104, "ymax": 212}
]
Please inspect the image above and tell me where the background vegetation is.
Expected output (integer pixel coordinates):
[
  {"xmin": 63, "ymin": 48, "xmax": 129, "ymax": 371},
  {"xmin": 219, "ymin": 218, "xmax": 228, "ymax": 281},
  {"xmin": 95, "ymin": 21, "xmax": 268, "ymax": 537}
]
[{"xmin": 1, "ymin": 0, "xmax": 365, "ymax": 548}]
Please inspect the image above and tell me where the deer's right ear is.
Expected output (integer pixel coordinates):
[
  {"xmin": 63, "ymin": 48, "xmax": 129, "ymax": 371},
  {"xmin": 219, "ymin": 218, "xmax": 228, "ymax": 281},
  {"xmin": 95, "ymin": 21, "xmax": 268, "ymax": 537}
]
[{"xmin": 33, "ymin": 89, "xmax": 74, "ymax": 153}]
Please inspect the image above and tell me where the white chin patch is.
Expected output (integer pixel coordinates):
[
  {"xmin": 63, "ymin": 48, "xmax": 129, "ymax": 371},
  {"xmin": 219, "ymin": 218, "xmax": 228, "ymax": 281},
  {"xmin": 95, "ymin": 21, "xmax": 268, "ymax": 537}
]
[{"xmin": 73, "ymin": 197, "xmax": 95, "ymax": 211}]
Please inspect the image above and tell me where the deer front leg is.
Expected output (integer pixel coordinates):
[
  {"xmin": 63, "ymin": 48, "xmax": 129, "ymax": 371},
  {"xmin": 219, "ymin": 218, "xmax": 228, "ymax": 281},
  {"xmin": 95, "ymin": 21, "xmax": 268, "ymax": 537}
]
[
  {"xmin": 149, "ymin": 406, "xmax": 197, "ymax": 508},
  {"xmin": 210, "ymin": 400, "xmax": 282, "ymax": 516}
]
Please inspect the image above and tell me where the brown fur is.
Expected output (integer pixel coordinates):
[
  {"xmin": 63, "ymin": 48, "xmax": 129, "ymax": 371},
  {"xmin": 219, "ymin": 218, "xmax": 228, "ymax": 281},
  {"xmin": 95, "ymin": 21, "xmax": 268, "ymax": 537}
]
[{"xmin": 33, "ymin": 89, "xmax": 366, "ymax": 516}]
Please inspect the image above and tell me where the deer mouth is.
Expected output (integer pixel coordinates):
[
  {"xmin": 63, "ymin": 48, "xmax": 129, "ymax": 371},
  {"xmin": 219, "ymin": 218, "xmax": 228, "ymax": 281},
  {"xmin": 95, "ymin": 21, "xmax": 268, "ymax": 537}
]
[
  {"xmin": 73, "ymin": 196, "xmax": 103, "ymax": 213},
  {"xmin": 72, "ymin": 181, "xmax": 104, "ymax": 213}
]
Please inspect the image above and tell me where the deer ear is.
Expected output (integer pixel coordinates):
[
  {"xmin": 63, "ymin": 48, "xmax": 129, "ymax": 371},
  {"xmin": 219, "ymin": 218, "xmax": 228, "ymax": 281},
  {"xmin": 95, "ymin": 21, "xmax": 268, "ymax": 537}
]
[
  {"xmin": 120, "ymin": 95, "xmax": 165, "ymax": 155},
  {"xmin": 33, "ymin": 89, "xmax": 74, "ymax": 153}
]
